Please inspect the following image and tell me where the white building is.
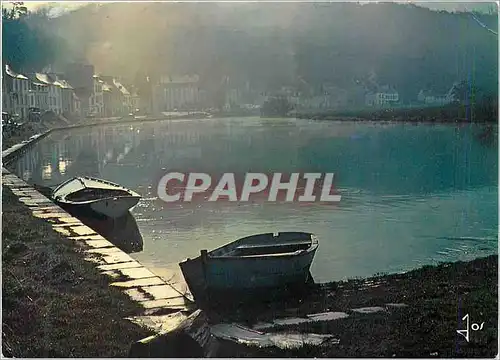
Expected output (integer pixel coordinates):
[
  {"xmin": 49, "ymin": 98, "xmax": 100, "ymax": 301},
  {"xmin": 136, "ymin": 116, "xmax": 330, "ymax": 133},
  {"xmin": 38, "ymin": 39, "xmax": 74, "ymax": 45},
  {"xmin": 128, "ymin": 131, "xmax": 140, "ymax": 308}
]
[
  {"xmin": 3, "ymin": 64, "xmax": 30, "ymax": 119},
  {"xmin": 29, "ymin": 81, "xmax": 49, "ymax": 112},
  {"xmin": 3, "ymin": 64, "xmax": 83, "ymax": 121},
  {"xmin": 73, "ymin": 93, "xmax": 82, "ymax": 117},
  {"xmin": 155, "ymin": 74, "xmax": 200, "ymax": 112},
  {"xmin": 417, "ymin": 82, "xmax": 460, "ymax": 106},
  {"xmin": 113, "ymin": 78, "xmax": 131, "ymax": 112},
  {"xmin": 33, "ymin": 73, "xmax": 63, "ymax": 114},
  {"xmin": 26, "ymin": 73, "xmax": 50, "ymax": 114},
  {"xmin": 102, "ymin": 81, "xmax": 123, "ymax": 116},
  {"xmin": 365, "ymin": 85, "xmax": 399, "ymax": 106},
  {"xmin": 54, "ymin": 77, "xmax": 76, "ymax": 116},
  {"xmin": 129, "ymin": 86, "xmax": 140, "ymax": 112},
  {"xmin": 417, "ymin": 90, "xmax": 451, "ymax": 106},
  {"xmin": 445, "ymin": 82, "xmax": 461, "ymax": 103},
  {"xmin": 89, "ymin": 75, "xmax": 104, "ymax": 116}
]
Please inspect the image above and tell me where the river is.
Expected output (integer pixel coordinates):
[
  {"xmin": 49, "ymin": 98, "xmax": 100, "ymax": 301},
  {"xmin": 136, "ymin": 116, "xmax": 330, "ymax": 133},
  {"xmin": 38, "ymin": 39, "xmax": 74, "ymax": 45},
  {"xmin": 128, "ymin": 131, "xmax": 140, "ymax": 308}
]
[{"xmin": 10, "ymin": 117, "xmax": 498, "ymax": 283}]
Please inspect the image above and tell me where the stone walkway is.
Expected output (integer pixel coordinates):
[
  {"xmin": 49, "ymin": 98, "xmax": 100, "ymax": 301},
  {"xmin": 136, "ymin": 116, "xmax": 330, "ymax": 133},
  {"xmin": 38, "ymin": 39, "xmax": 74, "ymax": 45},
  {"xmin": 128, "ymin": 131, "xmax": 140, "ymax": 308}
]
[{"xmin": 2, "ymin": 168, "xmax": 195, "ymax": 322}]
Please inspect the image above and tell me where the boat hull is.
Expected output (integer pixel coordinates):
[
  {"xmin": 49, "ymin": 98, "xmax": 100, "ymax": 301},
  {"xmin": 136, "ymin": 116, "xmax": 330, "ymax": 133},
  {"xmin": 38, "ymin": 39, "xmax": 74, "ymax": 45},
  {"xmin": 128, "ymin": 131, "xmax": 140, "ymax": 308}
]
[
  {"xmin": 179, "ymin": 246, "xmax": 317, "ymax": 300},
  {"xmin": 206, "ymin": 248, "xmax": 316, "ymax": 289},
  {"xmin": 56, "ymin": 196, "xmax": 140, "ymax": 219},
  {"xmin": 89, "ymin": 196, "xmax": 140, "ymax": 219}
]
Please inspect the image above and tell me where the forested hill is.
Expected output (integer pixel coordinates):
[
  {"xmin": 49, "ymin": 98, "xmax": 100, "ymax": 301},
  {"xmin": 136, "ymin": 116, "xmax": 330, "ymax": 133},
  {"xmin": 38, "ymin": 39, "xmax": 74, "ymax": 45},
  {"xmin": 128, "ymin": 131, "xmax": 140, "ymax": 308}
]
[{"xmin": 8, "ymin": 2, "xmax": 499, "ymax": 101}]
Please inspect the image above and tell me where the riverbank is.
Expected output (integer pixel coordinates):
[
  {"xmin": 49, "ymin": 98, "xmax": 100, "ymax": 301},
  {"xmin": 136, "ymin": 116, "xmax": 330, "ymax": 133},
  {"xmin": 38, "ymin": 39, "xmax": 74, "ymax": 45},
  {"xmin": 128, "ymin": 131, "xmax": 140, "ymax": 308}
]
[
  {"xmin": 2, "ymin": 122, "xmax": 47, "ymax": 150},
  {"xmin": 1, "ymin": 111, "xmax": 225, "ymax": 152},
  {"xmin": 206, "ymin": 254, "xmax": 498, "ymax": 357},
  {"xmin": 2, "ymin": 186, "xmax": 154, "ymax": 357},
  {"xmin": 296, "ymin": 100, "xmax": 498, "ymax": 124},
  {"xmin": 3, "ymin": 179, "xmax": 497, "ymax": 357}
]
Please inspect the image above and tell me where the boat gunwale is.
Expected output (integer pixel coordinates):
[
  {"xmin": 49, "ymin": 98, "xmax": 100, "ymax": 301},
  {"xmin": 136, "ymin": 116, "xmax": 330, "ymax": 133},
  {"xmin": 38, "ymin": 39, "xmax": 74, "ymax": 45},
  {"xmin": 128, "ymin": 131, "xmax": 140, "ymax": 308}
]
[
  {"xmin": 205, "ymin": 243, "xmax": 318, "ymax": 261},
  {"xmin": 52, "ymin": 176, "xmax": 81, "ymax": 196},
  {"xmin": 179, "ymin": 232, "xmax": 319, "ymax": 263},
  {"xmin": 52, "ymin": 176, "xmax": 141, "ymax": 204},
  {"xmin": 55, "ymin": 194, "xmax": 141, "ymax": 206}
]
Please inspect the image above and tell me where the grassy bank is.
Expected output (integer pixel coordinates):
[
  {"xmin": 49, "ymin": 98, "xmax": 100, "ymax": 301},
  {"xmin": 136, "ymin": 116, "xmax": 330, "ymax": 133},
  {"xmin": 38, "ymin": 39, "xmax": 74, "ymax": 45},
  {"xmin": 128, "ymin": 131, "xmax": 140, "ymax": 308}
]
[
  {"xmin": 210, "ymin": 255, "xmax": 498, "ymax": 357},
  {"xmin": 2, "ymin": 186, "xmax": 153, "ymax": 357},
  {"xmin": 296, "ymin": 100, "xmax": 498, "ymax": 124}
]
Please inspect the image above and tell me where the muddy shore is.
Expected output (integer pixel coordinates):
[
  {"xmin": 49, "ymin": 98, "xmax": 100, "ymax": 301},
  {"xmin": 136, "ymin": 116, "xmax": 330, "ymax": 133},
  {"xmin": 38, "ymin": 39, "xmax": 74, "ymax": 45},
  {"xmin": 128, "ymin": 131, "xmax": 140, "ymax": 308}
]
[{"xmin": 206, "ymin": 254, "xmax": 497, "ymax": 357}]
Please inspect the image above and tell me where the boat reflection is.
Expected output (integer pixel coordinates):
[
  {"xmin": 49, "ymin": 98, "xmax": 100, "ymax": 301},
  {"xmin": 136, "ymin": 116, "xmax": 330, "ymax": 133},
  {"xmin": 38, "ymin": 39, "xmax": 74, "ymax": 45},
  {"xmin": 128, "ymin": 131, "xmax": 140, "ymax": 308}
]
[
  {"xmin": 34, "ymin": 182, "xmax": 144, "ymax": 254},
  {"xmin": 68, "ymin": 207, "xmax": 143, "ymax": 253}
]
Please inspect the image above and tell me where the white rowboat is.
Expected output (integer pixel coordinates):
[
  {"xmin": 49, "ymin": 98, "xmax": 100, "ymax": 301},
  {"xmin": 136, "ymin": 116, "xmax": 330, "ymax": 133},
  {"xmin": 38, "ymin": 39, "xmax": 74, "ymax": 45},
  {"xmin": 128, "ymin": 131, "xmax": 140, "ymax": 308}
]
[{"xmin": 51, "ymin": 176, "xmax": 141, "ymax": 219}]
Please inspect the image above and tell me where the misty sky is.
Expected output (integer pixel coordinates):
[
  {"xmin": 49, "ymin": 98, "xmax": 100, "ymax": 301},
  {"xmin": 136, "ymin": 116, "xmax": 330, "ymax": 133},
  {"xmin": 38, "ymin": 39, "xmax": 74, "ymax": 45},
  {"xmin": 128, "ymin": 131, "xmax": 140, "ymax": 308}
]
[{"xmin": 22, "ymin": 1, "xmax": 497, "ymax": 15}]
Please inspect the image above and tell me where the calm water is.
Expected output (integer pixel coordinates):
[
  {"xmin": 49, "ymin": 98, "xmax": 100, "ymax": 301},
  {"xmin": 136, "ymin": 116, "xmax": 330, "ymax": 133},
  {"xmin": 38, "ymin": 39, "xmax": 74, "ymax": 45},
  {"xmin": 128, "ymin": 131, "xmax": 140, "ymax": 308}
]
[{"xmin": 10, "ymin": 117, "xmax": 498, "ymax": 283}]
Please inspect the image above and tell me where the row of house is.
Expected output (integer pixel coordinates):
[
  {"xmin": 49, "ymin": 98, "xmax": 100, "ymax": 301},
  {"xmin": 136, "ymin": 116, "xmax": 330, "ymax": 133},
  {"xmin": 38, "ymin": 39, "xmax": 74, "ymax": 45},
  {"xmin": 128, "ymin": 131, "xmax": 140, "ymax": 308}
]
[
  {"xmin": 144, "ymin": 74, "xmax": 461, "ymax": 112},
  {"xmin": 3, "ymin": 60, "xmax": 463, "ymax": 120},
  {"xmin": 149, "ymin": 75, "xmax": 461, "ymax": 111},
  {"xmin": 416, "ymin": 82, "xmax": 459, "ymax": 106},
  {"xmin": 2, "ymin": 63, "xmax": 142, "ymax": 121},
  {"xmin": 89, "ymin": 75, "xmax": 140, "ymax": 117},
  {"xmin": 264, "ymin": 83, "xmax": 400, "ymax": 110},
  {"xmin": 2, "ymin": 64, "xmax": 82, "ymax": 121},
  {"xmin": 365, "ymin": 85, "xmax": 399, "ymax": 107},
  {"xmin": 264, "ymin": 81, "xmax": 461, "ymax": 110}
]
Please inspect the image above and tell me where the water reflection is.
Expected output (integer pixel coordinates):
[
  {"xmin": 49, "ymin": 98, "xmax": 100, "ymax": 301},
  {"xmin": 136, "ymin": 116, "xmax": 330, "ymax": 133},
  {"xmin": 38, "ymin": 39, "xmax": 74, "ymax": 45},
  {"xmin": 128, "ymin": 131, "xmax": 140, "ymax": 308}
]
[
  {"xmin": 9, "ymin": 118, "xmax": 498, "ymax": 282},
  {"xmin": 76, "ymin": 211, "xmax": 144, "ymax": 254},
  {"xmin": 33, "ymin": 184, "xmax": 143, "ymax": 254}
]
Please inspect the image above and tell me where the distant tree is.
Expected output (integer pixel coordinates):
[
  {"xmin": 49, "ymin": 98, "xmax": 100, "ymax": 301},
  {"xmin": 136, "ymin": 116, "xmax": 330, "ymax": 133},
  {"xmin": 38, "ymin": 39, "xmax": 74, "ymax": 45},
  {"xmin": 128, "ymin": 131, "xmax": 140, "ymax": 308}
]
[
  {"xmin": 2, "ymin": 2, "xmax": 66, "ymax": 72},
  {"xmin": 26, "ymin": 2, "xmax": 498, "ymax": 105},
  {"xmin": 451, "ymin": 80, "xmax": 478, "ymax": 105},
  {"xmin": 260, "ymin": 96, "xmax": 293, "ymax": 117},
  {"xmin": 487, "ymin": 4, "xmax": 497, "ymax": 15},
  {"xmin": 213, "ymin": 88, "xmax": 226, "ymax": 111},
  {"xmin": 2, "ymin": 1, "xmax": 27, "ymax": 19},
  {"xmin": 475, "ymin": 94, "xmax": 498, "ymax": 123}
]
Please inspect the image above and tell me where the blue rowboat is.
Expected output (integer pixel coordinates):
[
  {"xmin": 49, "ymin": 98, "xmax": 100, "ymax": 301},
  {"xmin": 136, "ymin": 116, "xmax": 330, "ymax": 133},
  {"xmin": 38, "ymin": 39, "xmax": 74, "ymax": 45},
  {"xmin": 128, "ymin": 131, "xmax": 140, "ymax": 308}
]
[{"xmin": 179, "ymin": 232, "xmax": 318, "ymax": 300}]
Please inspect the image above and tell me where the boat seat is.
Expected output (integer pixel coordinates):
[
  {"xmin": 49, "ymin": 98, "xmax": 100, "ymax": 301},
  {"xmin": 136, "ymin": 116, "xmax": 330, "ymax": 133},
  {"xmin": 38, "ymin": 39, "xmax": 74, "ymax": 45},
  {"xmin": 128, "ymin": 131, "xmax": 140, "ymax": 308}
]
[{"xmin": 236, "ymin": 241, "xmax": 311, "ymax": 250}]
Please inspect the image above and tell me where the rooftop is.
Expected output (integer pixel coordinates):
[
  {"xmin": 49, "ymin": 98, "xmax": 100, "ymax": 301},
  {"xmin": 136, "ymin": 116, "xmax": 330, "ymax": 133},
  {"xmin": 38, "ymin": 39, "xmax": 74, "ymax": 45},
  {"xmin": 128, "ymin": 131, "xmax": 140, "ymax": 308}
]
[
  {"xmin": 34, "ymin": 73, "xmax": 54, "ymax": 85},
  {"xmin": 159, "ymin": 74, "xmax": 200, "ymax": 84},
  {"xmin": 113, "ymin": 79, "xmax": 130, "ymax": 96},
  {"xmin": 377, "ymin": 85, "xmax": 398, "ymax": 94},
  {"xmin": 102, "ymin": 83, "xmax": 113, "ymax": 92},
  {"xmin": 5, "ymin": 64, "xmax": 28, "ymax": 80}
]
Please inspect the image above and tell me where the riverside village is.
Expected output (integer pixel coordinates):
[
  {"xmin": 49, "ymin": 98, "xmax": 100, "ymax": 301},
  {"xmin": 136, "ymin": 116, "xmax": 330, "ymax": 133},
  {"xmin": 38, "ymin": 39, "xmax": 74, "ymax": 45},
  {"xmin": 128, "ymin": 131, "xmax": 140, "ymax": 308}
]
[{"xmin": 2, "ymin": 1, "xmax": 498, "ymax": 358}]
